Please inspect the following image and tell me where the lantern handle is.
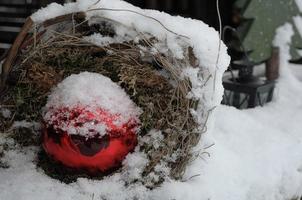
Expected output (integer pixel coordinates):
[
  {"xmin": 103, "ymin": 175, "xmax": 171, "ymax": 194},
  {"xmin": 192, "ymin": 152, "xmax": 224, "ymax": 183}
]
[{"xmin": 222, "ymin": 25, "xmax": 251, "ymax": 62}]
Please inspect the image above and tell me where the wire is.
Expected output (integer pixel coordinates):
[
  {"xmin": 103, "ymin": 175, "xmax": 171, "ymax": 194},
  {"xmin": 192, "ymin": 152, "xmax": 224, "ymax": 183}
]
[
  {"xmin": 213, "ymin": 0, "xmax": 222, "ymax": 95},
  {"xmin": 86, "ymin": 8, "xmax": 190, "ymax": 39}
]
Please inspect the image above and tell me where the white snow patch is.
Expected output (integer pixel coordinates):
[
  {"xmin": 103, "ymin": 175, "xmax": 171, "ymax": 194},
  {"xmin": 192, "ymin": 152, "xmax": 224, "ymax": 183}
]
[
  {"xmin": 1, "ymin": 63, "xmax": 302, "ymax": 200},
  {"xmin": 0, "ymin": 108, "xmax": 11, "ymax": 119},
  {"xmin": 293, "ymin": 16, "xmax": 302, "ymax": 35},
  {"xmin": 296, "ymin": 0, "xmax": 302, "ymax": 12},
  {"xmin": 43, "ymin": 72, "xmax": 141, "ymax": 137},
  {"xmin": 122, "ymin": 150, "xmax": 149, "ymax": 181},
  {"xmin": 83, "ymin": 33, "xmax": 127, "ymax": 47},
  {"xmin": 30, "ymin": 2, "xmax": 78, "ymax": 23},
  {"xmin": 140, "ymin": 129, "xmax": 164, "ymax": 150},
  {"xmin": 11, "ymin": 121, "xmax": 40, "ymax": 130}
]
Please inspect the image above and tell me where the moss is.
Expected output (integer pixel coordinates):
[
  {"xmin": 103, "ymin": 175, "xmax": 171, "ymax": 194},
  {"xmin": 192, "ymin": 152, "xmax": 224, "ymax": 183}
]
[{"xmin": 1, "ymin": 28, "xmax": 198, "ymax": 185}]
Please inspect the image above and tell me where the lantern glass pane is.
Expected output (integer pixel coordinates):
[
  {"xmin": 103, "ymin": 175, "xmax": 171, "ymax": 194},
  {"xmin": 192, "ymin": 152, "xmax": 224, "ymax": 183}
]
[
  {"xmin": 255, "ymin": 91, "xmax": 269, "ymax": 107},
  {"xmin": 222, "ymin": 90, "xmax": 250, "ymax": 109}
]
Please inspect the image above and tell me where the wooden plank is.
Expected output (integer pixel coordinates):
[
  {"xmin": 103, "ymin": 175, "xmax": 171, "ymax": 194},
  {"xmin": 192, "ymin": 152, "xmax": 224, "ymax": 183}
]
[
  {"xmin": 0, "ymin": 26, "xmax": 22, "ymax": 32},
  {"xmin": 145, "ymin": 0, "xmax": 158, "ymax": 9},
  {"xmin": 0, "ymin": 6, "xmax": 31, "ymax": 13},
  {"xmin": 0, "ymin": 0, "xmax": 40, "ymax": 5},
  {"xmin": 0, "ymin": 11, "xmax": 29, "ymax": 18},
  {"xmin": 0, "ymin": 43, "xmax": 11, "ymax": 50},
  {"xmin": 0, "ymin": 3, "xmax": 39, "ymax": 9},
  {"xmin": 163, "ymin": 0, "xmax": 173, "ymax": 11},
  {"xmin": 0, "ymin": 31, "xmax": 19, "ymax": 43},
  {"xmin": 0, "ymin": 20, "xmax": 25, "ymax": 28},
  {"xmin": 176, "ymin": 0, "xmax": 189, "ymax": 13},
  {"xmin": 0, "ymin": 17, "xmax": 25, "ymax": 24},
  {"xmin": 188, "ymin": 0, "xmax": 206, "ymax": 20}
]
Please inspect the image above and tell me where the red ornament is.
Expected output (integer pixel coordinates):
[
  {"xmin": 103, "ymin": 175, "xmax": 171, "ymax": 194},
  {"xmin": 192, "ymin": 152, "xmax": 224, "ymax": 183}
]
[{"xmin": 42, "ymin": 106, "xmax": 138, "ymax": 173}]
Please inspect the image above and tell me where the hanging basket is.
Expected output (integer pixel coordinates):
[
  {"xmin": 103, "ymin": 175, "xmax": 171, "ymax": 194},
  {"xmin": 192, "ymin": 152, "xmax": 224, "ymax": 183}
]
[{"xmin": 0, "ymin": 2, "xmax": 229, "ymax": 187}]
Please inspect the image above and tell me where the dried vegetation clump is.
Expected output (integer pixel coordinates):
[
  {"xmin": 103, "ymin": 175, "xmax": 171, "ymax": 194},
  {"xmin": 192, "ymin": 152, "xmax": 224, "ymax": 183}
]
[{"xmin": 0, "ymin": 15, "xmax": 202, "ymax": 186}]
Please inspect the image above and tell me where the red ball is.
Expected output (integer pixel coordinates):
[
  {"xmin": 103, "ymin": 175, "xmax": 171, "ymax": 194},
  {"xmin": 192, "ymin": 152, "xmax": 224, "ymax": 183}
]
[{"xmin": 42, "ymin": 106, "xmax": 138, "ymax": 173}]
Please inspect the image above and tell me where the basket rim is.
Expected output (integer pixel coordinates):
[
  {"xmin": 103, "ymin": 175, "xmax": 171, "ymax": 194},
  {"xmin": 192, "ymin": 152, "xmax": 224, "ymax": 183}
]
[{"xmin": 0, "ymin": 12, "xmax": 87, "ymax": 92}]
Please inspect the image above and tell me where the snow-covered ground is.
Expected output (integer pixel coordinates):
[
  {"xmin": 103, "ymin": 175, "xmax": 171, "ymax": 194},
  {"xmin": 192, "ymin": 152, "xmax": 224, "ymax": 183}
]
[
  {"xmin": 1, "ymin": 0, "xmax": 302, "ymax": 199},
  {"xmin": 0, "ymin": 63, "xmax": 301, "ymax": 200},
  {"xmin": 197, "ymin": 64, "xmax": 302, "ymax": 200}
]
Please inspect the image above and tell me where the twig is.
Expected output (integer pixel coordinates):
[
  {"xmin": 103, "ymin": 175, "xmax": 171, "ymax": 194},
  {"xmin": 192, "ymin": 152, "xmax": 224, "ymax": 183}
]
[
  {"xmin": 200, "ymin": 106, "xmax": 216, "ymax": 133},
  {"xmin": 33, "ymin": 23, "xmax": 37, "ymax": 49},
  {"xmin": 204, "ymin": 143, "xmax": 215, "ymax": 150},
  {"xmin": 71, "ymin": 13, "xmax": 76, "ymax": 35},
  {"xmin": 181, "ymin": 174, "xmax": 201, "ymax": 182}
]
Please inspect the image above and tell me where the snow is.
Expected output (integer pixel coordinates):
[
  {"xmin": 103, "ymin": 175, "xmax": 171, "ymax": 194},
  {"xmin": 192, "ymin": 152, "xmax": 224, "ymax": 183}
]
[
  {"xmin": 0, "ymin": 107, "xmax": 11, "ymax": 119},
  {"xmin": 1, "ymin": 22, "xmax": 302, "ymax": 198},
  {"xmin": 30, "ymin": 2, "xmax": 78, "ymax": 23},
  {"xmin": 11, "ymin": 121, "xmax": 40, "ymax": 130},
  {"xmin": 140, "ymin": 129, "xmax": 164, "ymax": 150},
  {"xmin": 83, "ymin": 33, "xmax": 127, "ymax": 47},
  {"xmin": 1, "ymin": 0, "xmax": 302, "ymax": 200},
  {"xmin": 296, "ymin": 0, "xmax": 302, "ymax": 12},
  {"xmin": 43, "ymin": 72, "xmax": 141, "ymax": 138},
  {"xmin": 81, "ymin": 0, "xmax": 230, "ymax": 109},
  {"xmin": 31, "ymin": 0, "xmax": 230, "ymax": 185},
  {"xmin": 29, "ymin": 0, "xmax": 231, "ymax": 132},
  {"xmin": 293, "ymin": 16, "xmax": 302, "ymax": 48},
  {"xmin": 121, "ymin": 150, "xmax": 148, "ymax": 181},
  {"xmin": 1, "ymin": 63, "xmax": 302, "ymax": 200}
]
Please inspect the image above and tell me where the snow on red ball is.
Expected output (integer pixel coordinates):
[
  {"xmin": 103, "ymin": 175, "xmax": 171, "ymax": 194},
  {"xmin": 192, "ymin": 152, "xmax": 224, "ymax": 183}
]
[
  {"xmin": 42, "ymin": 72, "xmax": 141, "ymax": 173},
  {"xmin": 43, "ymin": 106, "xmax": 138, "ymax": 172}
]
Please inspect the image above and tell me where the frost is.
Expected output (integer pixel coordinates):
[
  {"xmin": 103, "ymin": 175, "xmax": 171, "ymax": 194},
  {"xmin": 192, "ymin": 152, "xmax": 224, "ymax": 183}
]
[
  {"xmin": 140, "ymin": 129, "xmax": 164, "ymax": 150},
  {"xmin": 122, "ymin": 150, "xmax": 149, "ymax": 181},
  {"xmin": 11, "ymin": 121, "xmax": 41, "ymax": 130},
  {"xmin": 43, "ymin": 72, "xmax": 141, "ymax": 138},
  {"xmin": 0, "ymin": 108, "xmax": 11, "ymax": 119},
  {"xmin": 83, "ymin": 33, "xmax": 127, "ymax": 47}
]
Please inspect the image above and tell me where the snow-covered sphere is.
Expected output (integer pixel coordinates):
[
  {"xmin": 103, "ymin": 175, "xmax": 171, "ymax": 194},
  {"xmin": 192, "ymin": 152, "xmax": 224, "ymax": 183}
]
[
  {"xmin": 42, "ymin": 72, "xmax": 141, "ymax": 172},
  {"xmin": 43, "ymin": 71, "xmax": 142, "ymax": 138}
]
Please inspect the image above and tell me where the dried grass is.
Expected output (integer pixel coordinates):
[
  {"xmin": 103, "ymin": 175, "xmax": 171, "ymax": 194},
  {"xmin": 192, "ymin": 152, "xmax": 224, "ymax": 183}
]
[{"xmin": 0, "ymin": 19, "xmax": 201, "ymax": 185}]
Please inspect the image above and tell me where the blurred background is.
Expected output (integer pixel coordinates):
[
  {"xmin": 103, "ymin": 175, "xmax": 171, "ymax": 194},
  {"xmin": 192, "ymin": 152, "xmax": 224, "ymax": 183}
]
[{"xmin": 0, "ymin": 0, "xmax": 238, "ymax": 58}]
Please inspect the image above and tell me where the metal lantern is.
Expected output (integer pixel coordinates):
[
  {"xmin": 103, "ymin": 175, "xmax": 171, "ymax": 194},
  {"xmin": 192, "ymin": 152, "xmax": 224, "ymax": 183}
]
[
  {"xmin": 221, "ymin": 23, "xmax": 279, "ymax": 109},
  {"xmin": 222, "ymin": 56, "xmax": 275, "ymax": 109}
]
